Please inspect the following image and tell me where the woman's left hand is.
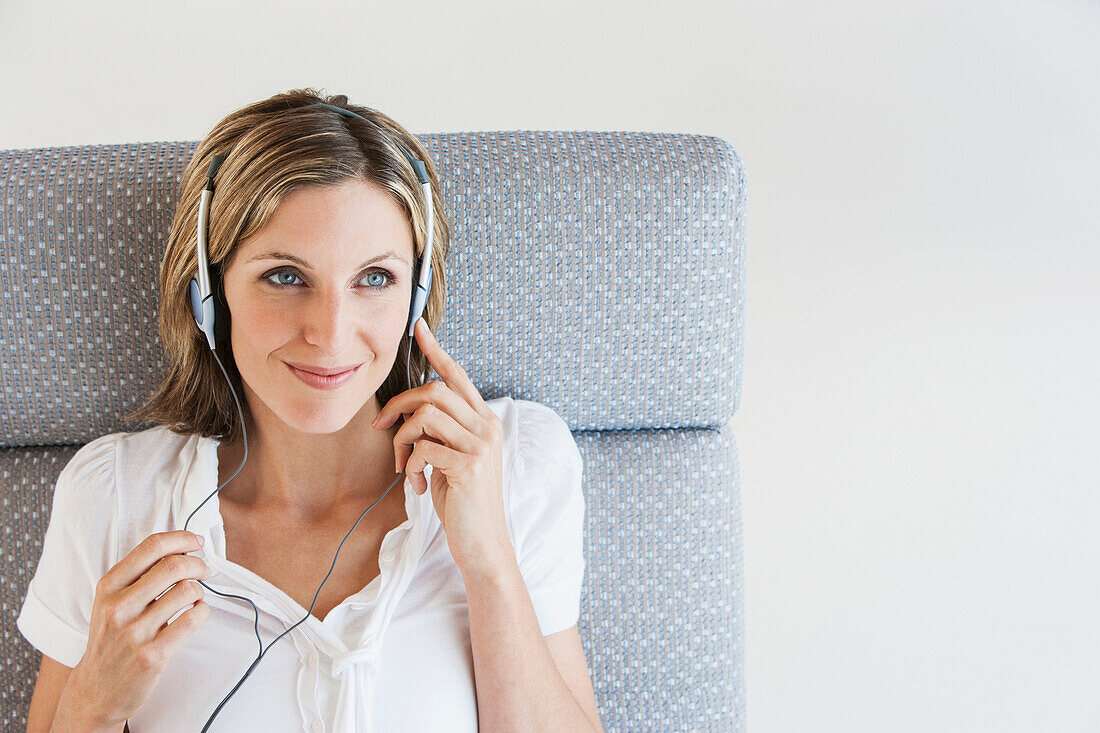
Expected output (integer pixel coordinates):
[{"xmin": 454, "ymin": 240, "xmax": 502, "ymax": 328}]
[{"xmin": 371, "ymin": 317, "xmax": 511, "ymax": 575}]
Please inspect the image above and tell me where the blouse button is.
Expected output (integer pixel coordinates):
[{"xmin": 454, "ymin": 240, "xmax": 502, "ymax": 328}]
[
  {"xmin": 307, "ymin": 651, "xmax": 318, "ymax": 667},
  {"xmin": 381, "ymin": 551, "xmax": 396, "ymax": 564},
  {"xmin": 311, "ymin": 720, "xmax": 323, "ymax": 733}
]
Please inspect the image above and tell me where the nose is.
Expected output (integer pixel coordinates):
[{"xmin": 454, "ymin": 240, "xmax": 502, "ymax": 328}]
[{"xmin": 301, "ymin": 289, "xmax": 353, "ymax": 355}]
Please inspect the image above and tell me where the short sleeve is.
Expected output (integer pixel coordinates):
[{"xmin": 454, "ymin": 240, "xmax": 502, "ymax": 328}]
[
  {"xmin": 509, "ymin": 400, "xmax": 586, "ymax": 637},
  {"xmin": 17, "ymin": 433, "xmax": 122, "ymax": 668}
]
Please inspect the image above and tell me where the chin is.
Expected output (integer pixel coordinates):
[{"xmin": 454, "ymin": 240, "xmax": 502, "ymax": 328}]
[{"xmin": 274, "ymin": 398, "xmax": 364, "ymax": 435}]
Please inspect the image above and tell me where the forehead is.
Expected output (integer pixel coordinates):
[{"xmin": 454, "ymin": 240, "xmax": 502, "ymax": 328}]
[{"xmin": 238, "ymin": 179, "xmax": 413, "ymax": 260}]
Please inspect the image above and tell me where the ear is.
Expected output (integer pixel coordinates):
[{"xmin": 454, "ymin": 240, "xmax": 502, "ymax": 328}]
[{"xmin": 211, "ymin": 265, "xmax": 231, "ymax": 342}]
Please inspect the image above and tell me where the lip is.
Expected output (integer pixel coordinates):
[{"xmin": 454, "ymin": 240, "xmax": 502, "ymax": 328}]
[
  {"xmin": 284, "ymin": 361, "xmax": 360, "ymax": 390},
  {"xmin": 284, "ymin": 361, "xmax": 361, "ymax": 376}
]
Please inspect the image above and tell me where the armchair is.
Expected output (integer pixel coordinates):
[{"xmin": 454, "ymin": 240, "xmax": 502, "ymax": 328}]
[{"xmin": 0, "ymin": 129, "xmax": 747, "ymax": 731}]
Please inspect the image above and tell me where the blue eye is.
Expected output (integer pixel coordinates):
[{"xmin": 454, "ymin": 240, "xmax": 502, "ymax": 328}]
[
  {"xmin": 267, "ymin": 269, "xmax": 301, "ymax": 287},
  {"xmin": 363, "ymin": 271, "xmax": 389, "ymax": 288},
  {"xmin": 261, "ymin": 267, "xmax": 396, "ymax": 291}
]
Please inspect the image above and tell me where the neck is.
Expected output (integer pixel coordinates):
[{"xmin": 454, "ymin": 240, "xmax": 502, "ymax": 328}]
[{"xmin": 215, "ymin": 400, "xmax": 403, "ymax": 524}]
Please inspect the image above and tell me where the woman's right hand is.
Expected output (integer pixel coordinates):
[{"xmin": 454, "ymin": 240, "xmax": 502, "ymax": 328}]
[{"xmin": 63, "ymin": 530, "xmax": 211, "ymax": 728}]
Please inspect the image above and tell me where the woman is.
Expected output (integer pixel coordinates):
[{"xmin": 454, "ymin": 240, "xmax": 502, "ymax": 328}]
[{"xmin": 19, "ymin": 89, "xmax": 602, "ymax": 732}]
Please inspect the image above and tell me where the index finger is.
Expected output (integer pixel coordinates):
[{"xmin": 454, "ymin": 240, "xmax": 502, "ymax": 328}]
[
  {"xmin": 103, "ymin": 530, "xmax": 205, "ymax": 593},
  {"xmin": 414, "ymin": 318, "xmax": 490, "ymax": 417}
]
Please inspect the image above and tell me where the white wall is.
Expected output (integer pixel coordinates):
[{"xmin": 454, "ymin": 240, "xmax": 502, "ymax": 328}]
[{"xmin": 3, "ymin": 1, "xmax": 1098, "ymax": 730}]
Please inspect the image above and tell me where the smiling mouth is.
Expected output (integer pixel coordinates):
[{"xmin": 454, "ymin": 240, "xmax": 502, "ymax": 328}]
[
  {"xmin": 284, "ymin": 361, "xmax": 362, "ymax": 390},
  {"xmin": 284, "ymin": 361, "xmax": 360, "ymax": 376}
]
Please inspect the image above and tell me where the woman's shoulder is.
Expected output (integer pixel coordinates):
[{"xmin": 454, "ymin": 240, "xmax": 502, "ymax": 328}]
[
  {"xmin": 68, "ymin": 427, "xmax": 210, "ymax": 546},
  {"xmin": 484, "ymin": 395, "xmax": 572, "ymax": 436},
  {"xmin": 71, "ymin": 424, "xmax": 194, "ymax": 454},
  {"xmin": 114, "ymin": 423, "xmax": 197, "ymax": 455},
  {"xmin": 483, "ymin": 396, "xmax": 581, "ymax": 496},
  {"xmin": 39, "ymin": 431, "xmax": 142, "ymax": 553},
  {"xmin": 506, "ymin": 399, "xmax": 577, "ymax": 461},
  {"xmin": 62, "ymin": 426, "xmax": 202, "ymax": 498},
  {"xmin": 481, "ymin": 396, "xmax": 575, "ymax": 462},
  {"xmin": 77, "ymin": 425, "xmax": 192, "ymax": 471},
  {"xmin": 112, "ymin": 424, "xmax": 204, "ymax": 489}
]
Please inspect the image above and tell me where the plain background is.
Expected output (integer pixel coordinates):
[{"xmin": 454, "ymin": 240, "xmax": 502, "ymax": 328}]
[{"xmin": 3, "ymin": 1, "xmax": 1098, "ymax": 731}]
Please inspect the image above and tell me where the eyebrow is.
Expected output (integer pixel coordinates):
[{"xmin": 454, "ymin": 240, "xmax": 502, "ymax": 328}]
[{"xmin": 246, "ymin": 249, "xmax": 410, "ymax": 269}]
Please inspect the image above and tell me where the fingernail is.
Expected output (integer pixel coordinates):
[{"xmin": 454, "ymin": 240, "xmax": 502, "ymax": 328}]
[{"xmin": 197, "ymin": 534, "xmax": 205, "ymax": 546}]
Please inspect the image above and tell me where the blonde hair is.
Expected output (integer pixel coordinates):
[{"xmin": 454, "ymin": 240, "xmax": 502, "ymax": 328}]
[{"xmin": 124, "ymin": 88, "xmax": 451, "ymax": 444}]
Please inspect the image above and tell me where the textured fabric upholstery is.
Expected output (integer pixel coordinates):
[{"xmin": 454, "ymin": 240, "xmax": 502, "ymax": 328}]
[{"xmin": 0, "ymin": 130, "xmax": 747, "ymax": 731}]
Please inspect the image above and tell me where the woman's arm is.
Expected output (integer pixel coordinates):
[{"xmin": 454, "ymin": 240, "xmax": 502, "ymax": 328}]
[
  {"xmin": 462, "ymin": 551, "xmax": 603, "ymax": 733},
  {"xmin": 26, "ymin": 655, "xmax": 71, "ymax": 732},
  {"xmin": 26, "ymin": 654, "xmax": 126, "ymax": 733}
]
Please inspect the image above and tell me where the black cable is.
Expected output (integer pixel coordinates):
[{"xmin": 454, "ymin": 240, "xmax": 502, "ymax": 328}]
[{"xmin": 183, "ymin": 337, "xmax": 416, "ymax": 731}]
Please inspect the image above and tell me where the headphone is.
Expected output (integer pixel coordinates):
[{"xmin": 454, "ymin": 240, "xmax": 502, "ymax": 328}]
[
  {"xmin": 188, "ymin": 102, "xmax": 434, "ymax": 347},
  {"xmin": 181, "ymin": 101, "xmax": 436, "ymax": 731}
]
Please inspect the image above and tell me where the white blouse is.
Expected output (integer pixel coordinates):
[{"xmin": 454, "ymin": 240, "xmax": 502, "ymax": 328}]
[{"xmin": 17, "ymin": 396, "xmax": 586, "ymax": 732}]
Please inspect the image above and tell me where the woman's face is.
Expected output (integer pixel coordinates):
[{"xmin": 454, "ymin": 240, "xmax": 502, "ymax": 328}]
[{"xmin": 221, "ymin": 179, "xmax": 416, "ymax": 435}]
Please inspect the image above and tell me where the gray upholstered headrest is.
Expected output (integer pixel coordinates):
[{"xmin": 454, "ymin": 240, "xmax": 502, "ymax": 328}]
[{"xmin": 0, "ymin": 132, "xmax": 746, "ymax": 448}]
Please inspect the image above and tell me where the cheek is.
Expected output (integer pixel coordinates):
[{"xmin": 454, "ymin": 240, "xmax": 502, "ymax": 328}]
[
  {"xmin": 230, "ymin": 300, "xmax": 298, "ymax": 351},
  {"xmin": 378, "ymin": 291, "xmax": 413, "ymax": 333}
]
